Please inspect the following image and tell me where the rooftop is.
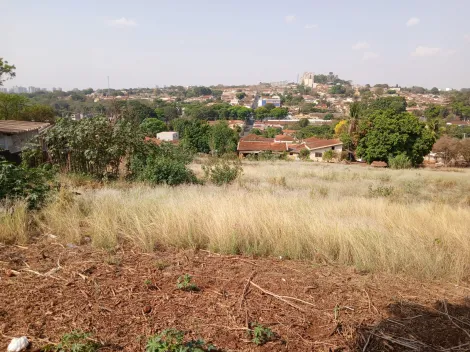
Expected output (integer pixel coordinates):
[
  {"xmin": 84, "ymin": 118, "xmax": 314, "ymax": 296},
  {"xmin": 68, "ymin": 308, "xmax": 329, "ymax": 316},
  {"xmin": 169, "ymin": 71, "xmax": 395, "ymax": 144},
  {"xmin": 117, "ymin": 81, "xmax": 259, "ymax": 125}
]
[
  {"xmin": 0, "ymin": 120, "xmax": 51, "ymax": 134},
  {"xmin": 237, "ymin": 140, "xmax": 288, "ymax": 152},
  {"xmin": 305, "ymin": 138, "xmax": 343, "ymax": 150}
]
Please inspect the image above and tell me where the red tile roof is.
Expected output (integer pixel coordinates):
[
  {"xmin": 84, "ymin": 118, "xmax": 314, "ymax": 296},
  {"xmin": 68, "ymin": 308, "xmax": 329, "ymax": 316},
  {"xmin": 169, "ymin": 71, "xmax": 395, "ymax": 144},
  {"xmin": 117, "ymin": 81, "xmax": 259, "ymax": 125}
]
[
  {"xmin": 238, "ymin": 140, "xmax": 288, "ymax": 152},
  {"xmin": 288, "ymin": 143, "xmax": 308, "ymax": 152},
  {"xmin": 240, "ymin": 134, "xmax": 274, "ymax": 142},
  {"xmin": 303, "ymin": 136, "xmax": 320, "ymax": 143},
  {"xmin": 274, "ymin": 134, "xmax": 294, "ymax": 142},
  {"xmin": 305, "ymin": 139, "xmax": 342, "ymax": 150}
]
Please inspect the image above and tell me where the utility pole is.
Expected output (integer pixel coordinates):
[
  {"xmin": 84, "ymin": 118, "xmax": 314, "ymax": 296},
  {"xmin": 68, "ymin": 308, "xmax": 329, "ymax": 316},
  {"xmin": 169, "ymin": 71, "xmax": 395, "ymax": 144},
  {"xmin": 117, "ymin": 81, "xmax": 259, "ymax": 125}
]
[{"xmin": 107, "ymin": 76, "xmax": 110, "ymax": 96}]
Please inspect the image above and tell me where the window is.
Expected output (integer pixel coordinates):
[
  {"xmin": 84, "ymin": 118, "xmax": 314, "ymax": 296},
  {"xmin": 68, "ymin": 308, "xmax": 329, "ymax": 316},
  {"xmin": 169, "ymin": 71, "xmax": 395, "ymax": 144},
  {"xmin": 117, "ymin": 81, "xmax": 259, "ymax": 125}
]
[
  {"xmin": 314, "ymin": 152, "xmax": 322, "ymax": 158},
  {"xmin": 331, "ymin": 146, "xmax": 335, "ymax": 150}
]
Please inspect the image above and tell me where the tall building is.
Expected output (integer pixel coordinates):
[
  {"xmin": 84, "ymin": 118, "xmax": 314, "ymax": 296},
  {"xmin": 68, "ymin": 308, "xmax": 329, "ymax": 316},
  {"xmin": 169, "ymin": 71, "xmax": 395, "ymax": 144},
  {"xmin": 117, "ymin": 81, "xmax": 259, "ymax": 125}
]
[
  {"xmin": 9, "ymin": 86, "xmax": 27, "ymax": 93},
  {"xmin": 300, "ymin": 72, "xmax": 317, "ymax": 89},
  {"xmin": 0, "ymin": 88, "xmax": 7, "ymax": 93}
]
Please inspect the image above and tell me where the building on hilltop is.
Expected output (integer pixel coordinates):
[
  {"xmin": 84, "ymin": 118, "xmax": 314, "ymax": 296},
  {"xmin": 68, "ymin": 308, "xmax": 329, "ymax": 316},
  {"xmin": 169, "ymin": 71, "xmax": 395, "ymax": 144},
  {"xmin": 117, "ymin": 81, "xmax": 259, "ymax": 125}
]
[{"xmin": 300, "ymin": 72, "xmax": 317, "ymax": 89}]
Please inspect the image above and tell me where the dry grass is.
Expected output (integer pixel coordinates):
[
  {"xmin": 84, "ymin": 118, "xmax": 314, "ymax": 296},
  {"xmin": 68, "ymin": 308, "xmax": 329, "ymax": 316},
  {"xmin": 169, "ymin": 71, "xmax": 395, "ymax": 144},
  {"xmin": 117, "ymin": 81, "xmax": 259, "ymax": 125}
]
[
  {"xmin": 36, "ymin": 161, "xmax": 470, "ymax": 282},
  {"xmin": 0, "ymin": 201, "xmax": 29, "ymax": 245}
]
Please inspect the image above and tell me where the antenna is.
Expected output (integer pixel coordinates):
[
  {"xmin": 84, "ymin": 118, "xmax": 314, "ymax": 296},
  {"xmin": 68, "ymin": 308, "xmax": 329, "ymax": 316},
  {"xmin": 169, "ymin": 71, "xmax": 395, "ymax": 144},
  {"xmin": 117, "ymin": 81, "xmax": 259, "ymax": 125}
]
[{"xmin": 107, "ymin": 76, "xmax": 110, "ymax": 96}]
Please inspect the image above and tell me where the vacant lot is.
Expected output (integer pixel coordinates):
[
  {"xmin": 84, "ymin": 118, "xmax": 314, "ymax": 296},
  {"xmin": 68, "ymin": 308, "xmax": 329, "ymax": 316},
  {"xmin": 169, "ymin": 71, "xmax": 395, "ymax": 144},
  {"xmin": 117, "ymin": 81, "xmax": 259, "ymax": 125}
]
[
  {"xmin": 2, "ymin": 161, "xmax": 470, "ymax": 351},
  {"xmin": 35, "ymin": 161, "xmax": 470, "ymax": 282}
]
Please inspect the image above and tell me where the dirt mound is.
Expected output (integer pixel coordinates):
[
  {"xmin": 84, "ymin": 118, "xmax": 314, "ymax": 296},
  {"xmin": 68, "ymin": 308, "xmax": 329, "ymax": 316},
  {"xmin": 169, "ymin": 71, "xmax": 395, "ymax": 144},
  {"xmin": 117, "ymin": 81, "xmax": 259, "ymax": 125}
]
[{"xmin": 1, "ymin": 240, "xmax": 470, "ymax": 351}]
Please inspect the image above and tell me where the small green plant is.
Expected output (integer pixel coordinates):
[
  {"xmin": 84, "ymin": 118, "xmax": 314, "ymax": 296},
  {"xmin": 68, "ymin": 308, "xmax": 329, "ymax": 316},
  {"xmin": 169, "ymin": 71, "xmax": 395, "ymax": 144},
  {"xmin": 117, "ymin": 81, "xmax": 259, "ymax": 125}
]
[
  {"xmin": 176, "ymin": 274, "xmax": 199, "ymax": 291},
  {"xmin": 43, "ymin": 330, "xmax": 101, "ymax": 352},
  {"xmin": 144, "ymin": 279, "xmax": 152, "ymax": 286},
  {"xmin": 146, "ymin": 329, "xmax": 218, "ymax": 352},
  {"xmin": 368, "ymin": 185, "xmax": 394, "ymax": 197},
  {"xmin": 250, "ymin": 323, "xmax": 275, "ymax": 346},
  {"xmin": 202, "ymin": 158, "xmax": 243, "ymax": 186},
  {"xmin": 322, "ymin": 150, "xmax": 337, "ymax": 162}
]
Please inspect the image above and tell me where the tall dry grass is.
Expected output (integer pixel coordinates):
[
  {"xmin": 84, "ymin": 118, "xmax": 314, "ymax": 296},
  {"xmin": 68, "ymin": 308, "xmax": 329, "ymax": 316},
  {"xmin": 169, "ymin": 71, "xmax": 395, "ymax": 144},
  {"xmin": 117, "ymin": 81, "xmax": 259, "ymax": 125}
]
[
  {"xmin": 0, "ymin": 201, "xmax": 29, "ymax": 245},
  {"xmin": 38, "ymin": 162, "xmax": 470, "ymax": 282}
]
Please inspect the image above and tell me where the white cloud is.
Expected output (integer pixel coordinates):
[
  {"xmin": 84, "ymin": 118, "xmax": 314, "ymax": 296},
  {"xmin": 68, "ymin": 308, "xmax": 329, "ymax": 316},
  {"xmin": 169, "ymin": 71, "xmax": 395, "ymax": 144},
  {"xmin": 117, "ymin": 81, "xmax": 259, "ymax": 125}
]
[
  {"xmin": 108, "ymin": 17, "xmax": 137, "ymax": 27},
  {"xmin": 304, "ymin": 24, "xmax": 318, "ymax": 29},
  {"xmin": 352, "ymin": 41, "xmax": 370, "ymax": 50},
  {"xmin": 411, "ymin": 46, "xmax": 441, "ymax": 57},
  {"xmin": 363, "ymin": 52, "xmax": 379, "ymax": 60},
  {"xmin": 285, "ymin": 15, "xmax": 296, "ymax": 23},
  {"xmin": 406, "ymin": 17, "xmax": 420, "ymax": 27}
]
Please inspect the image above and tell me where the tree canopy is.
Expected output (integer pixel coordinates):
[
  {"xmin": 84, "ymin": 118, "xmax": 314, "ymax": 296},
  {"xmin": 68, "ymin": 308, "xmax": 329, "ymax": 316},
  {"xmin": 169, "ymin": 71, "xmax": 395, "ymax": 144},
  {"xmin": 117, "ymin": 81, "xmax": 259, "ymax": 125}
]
[{"xmin": 0, "ymin": 58, "xmax": 15, "ymax": 85}]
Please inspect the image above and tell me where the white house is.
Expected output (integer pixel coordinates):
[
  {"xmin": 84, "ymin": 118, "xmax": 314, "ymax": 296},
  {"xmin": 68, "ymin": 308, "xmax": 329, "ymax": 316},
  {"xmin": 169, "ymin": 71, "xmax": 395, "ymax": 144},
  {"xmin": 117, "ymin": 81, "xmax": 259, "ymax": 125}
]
[{"xmin": 156, "ymin": 131, "xmax": 179, "ymax": 141}]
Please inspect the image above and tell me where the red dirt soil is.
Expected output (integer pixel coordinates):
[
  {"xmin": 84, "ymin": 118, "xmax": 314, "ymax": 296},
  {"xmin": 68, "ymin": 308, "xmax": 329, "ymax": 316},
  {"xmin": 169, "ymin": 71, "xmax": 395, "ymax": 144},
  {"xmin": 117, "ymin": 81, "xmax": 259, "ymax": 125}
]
[{"xmin": 1, "ymin": 239, "xmax": 470, "ymax": 351}]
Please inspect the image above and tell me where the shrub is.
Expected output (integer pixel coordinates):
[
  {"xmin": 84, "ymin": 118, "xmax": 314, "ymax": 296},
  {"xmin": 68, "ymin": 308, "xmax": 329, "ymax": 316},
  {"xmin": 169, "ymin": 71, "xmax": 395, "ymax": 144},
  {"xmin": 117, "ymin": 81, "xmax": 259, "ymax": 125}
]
[
  {"xmin": 299, "ymin": 148, "xmax": 310, "ymax": 160},
  {"xmin": 368, "ymin": 185, "xmax": 394, "ymax": 197},
  {"xmin": 322, "ymin": 150, "xmax": 336, "ymax": 162},
  {"xmin": 202, "ymin": 158, "xmax": 242, "ymax": 186},
  {"xmin": 130, "ymin": 142, "xmax": 197, "ymax": 186},
  {"xmin": 0, "ymin": 161, "xmax": 53, "ymax": 209},
  {"xmin": 176, "ymin": 274, "xmax": 199, "ymax": 291},
  {"xmin": 388, "ymin": 154, "xmax": 412, "ymax": 169},
  {"xmin": 146, "ymin": 329, "xmax": 218, "ymax": 352},
  {"xmin": 250, "ymin": 323, "xmax": 276, "ymax": 346},
  {"xmin": 43, "ymin": 330, "xmax": 101, "ymax": 352}
]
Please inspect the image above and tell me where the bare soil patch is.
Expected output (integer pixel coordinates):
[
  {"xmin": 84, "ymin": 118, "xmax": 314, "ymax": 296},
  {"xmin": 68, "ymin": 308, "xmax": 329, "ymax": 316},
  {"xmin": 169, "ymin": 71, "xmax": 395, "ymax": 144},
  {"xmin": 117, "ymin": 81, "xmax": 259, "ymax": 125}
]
[{"xmin": 1, "ymin": 239, "xmax": 470, "ymax": 351}]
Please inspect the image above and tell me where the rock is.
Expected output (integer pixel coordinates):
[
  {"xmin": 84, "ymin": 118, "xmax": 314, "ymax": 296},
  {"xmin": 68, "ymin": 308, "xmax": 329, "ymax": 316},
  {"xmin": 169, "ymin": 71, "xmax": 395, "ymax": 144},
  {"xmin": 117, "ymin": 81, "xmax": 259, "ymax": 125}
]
[
  {"xmin": 7, "ymin": 336, "xmax": 29, "ymax": 351},
  {"xmin": 143, "ymin": 305, "xmax": 152, "ymax": 314}
]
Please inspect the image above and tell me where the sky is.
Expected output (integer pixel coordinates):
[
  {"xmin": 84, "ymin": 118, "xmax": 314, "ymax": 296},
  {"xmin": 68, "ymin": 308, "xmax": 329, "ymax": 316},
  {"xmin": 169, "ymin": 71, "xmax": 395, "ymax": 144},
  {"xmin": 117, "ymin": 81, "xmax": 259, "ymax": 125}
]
[{"xmin": 1, "ymin": 0, "xmax": 469, "ymax": 90}]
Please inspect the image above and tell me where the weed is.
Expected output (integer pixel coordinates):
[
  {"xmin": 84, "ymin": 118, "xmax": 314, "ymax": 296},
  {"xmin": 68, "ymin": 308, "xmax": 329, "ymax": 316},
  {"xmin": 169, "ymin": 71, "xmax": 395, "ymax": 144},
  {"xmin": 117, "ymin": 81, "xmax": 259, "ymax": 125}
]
[
  {"xmin": 268, "ymin": 176, "xmax": 287, "ymax": 187},
  {"xmin": 144, "ymin": 279, "xmax": 152, "ymax": 286},
  {"xmin": 105, "ymin": 255, "xmax": 122, "ymax": 266},
  {"xmin": 176, "ymin": 274, "xmax": 199, "ymax": 291},
  {"xmin": 250, "ymin": 323, "xmax": 275, "ymax": 346},
  {"xmin": 155, "ymin": 260, "xmax": 170, "ymax": 270},
  {"xmin": 146, "ymin": 329, "xmax": 218, "ymax": 352},
  {"xmin": 310, "ymin": 186, "xmax": 329, "ymax": 199},
  {"xmin": 368, "ymin": 185, "xmax": 394, "ymax": 197},
  {"xmin": 43, "ymin": 330, "xmax": 100, "ymax": 352}
]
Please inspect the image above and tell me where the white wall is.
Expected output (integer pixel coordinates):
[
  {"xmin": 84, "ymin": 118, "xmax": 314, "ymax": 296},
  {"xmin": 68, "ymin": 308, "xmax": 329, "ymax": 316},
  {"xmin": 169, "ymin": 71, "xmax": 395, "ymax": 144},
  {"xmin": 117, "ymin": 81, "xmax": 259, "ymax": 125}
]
[{"xmin": 309, "ymin": 145, "xmax": 343, "ymax": 161}]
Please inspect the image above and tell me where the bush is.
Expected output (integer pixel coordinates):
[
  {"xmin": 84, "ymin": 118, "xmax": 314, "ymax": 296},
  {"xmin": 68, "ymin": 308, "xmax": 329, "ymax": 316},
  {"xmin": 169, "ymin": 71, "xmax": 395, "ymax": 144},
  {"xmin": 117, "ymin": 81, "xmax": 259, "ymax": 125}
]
[
  {"xmin": 146, "ymin": 329, "xmax": 217, "ymax": 352},
  {"xmin": 322, "ymin": 150, "xmax": 336, "ymax": 162},
  {"xmin": 0, "ymin": 161, "xmax": 53, "ymax": 209},
  {"xmin": 388, "ymin": 154, "xmax": 412, "ymax": 169},
  {"xmin": 202, "ymin": 158, "xmax": 242, "ymax": 186},
  {"xmin": 299, "ymin": 148, "xmax": 310, "ymax": 160},
  {"xmin": 43, "ymin": 330, "xmax": 101, "ymax": 352},
  {"xmin": 130, "ymin": 142, "xmax": 197, "ymax": 186}
]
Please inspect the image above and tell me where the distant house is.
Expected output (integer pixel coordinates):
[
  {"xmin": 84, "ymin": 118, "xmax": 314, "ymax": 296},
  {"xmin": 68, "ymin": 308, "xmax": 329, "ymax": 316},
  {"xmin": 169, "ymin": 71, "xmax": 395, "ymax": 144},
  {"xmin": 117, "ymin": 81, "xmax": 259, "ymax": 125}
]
[
  {"xmin": 304, "ymin": 138, "xmax": 343, "ymax": 161},
  {"xmin": 0, "ymin": 120, "xmax": 51, "ymax": 155},
  {"xmin": 237, "ymin": 140, "xmax": 288, "ymax": 157},
  {"xmin": 156, "ymin": 131, "xmax": 179, "ymax": 141},
  {"xmin": 257, "ymin": 95, "xmax": 281, "ymax": 108}
]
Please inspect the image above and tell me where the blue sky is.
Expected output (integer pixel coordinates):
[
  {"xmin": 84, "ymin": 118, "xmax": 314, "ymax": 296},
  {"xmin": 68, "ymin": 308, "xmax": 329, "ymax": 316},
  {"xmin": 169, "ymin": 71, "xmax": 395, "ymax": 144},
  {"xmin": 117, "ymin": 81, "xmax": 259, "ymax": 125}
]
[{"xmin": 1, "ymin": 0, "xmax": 469, "ymax": 90}]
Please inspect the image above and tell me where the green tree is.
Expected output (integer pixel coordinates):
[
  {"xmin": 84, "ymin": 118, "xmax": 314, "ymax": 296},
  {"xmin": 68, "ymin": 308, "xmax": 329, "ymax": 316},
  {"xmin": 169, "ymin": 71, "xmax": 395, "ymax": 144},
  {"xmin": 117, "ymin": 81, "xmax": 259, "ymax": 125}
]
[
  {"xmin": 299, "ymin": 118, "xmax": 309, "ymax": 128},
  {"xmin": 250, "ymin": 128, "xmax": 262, "ymax": 135},
  {"xmin": 263, "ymin": 127, "xmax": 282, "ymax": 138},
  {"xmin": 140, "ymin": 118, "xmax": 167, "ymax": 137},
  {"xmin": 430, "ymin": 87, "xmax": 440, "ymax": 95},
  {"xmin": 0, "ymin": 58, "xmax": 15, "ymax": 85},
  {"xmin": 329, "ymin": 85, "xmax": 346, "ymax": 94},
  {"xmin": 171, "ymin": 118, "xmax": 210, "ymax": 153},
  {"xmin": 254, "ymin": 107, "xmax": 269, "ymax": 120},
  {"xmin": 0, "ymin": 93, "xmax": 28, "ymax": 120},
  {"xmin": 19, "ymin": 105, "xmax": 55, "ymax": 123},
  {"xmin": 209, "ymin": 121, "xmax": 238, "ymax": 155},
  {"xmin": 270, "ymin": 107, "xmax": 288, "ymax": 119},
  {"xmin": 356, "ymin": 110, "xmax": 435, "ymax": 166},
  {"xmin": 323, "ymin": 113, "xmax": 333, "ymax": 120},
  {"xmin": 163, "ymin": 106, "xmax": 179, "ymax": 123},
  {"xmin": 236, "ymin": 92, "xmax": 246, "ymax": 100}
]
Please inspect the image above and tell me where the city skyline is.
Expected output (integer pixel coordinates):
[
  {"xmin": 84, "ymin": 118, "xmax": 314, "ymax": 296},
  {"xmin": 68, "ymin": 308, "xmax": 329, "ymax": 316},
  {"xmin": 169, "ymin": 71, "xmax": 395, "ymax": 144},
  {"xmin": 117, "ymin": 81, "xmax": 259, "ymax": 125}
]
[{"xmin": 2, "ymin": 0, "xmax": 470, "ymax": 90}]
